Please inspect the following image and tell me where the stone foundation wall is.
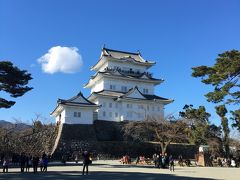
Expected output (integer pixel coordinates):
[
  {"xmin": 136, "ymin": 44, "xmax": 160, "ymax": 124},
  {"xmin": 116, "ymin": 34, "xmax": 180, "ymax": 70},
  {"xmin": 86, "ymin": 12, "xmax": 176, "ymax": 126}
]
[{"xmin": 51, "ymin": 120, "xmax": 197, "ymax": 160}]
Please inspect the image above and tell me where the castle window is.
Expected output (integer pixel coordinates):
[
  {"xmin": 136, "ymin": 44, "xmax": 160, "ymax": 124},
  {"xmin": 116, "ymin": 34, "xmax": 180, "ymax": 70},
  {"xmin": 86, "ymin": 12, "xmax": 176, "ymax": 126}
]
[
  {"xmin": 115, "ymin": 112, "xmax": 118, "ymax": 117},
  {"xmin": 109, "ymin": 102, "xmax": 112, "ymax": 108},
  {"xmin": 115, "ymin": 102, "xmax": 118, "ymax": 108},
  {"xmin": 121, "ymin": 86, "xmax": 127, "ymax": 92},
  {"xmin": 109, "ymin": 112, "xmax": 112, "ymax": 117},
  {"xmin": 103, "ymin": 111, "xmax": 106, "ymax": 117},
  {"xmin": 143, "ymin": 88, "xmax": 149, "ymax": 94},
  {"xmin": 127, "ymin": 104, "xmax": 132, "ymax": 108},
  {"xmin": 74, "ymin": 112, "xmax": 81, "ymax": 117},
  {"xmin": 110, "ymin": 84, "xmax": 116, "ymax": 90}
]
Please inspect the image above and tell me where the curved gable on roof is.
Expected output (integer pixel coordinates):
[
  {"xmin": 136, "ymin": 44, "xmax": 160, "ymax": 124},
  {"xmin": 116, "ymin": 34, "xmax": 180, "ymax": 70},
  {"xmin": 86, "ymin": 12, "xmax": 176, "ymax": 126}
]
[
  {"xmin": 51, "ymin": 92, "xmax": 99, "ymax": 117},
  {"xmin": 91, "ymin": 47, "xmax": 156, "ymax": 71},
  {"xmin": 103, "ymin": 47, "xmax": 155, "ymax": 64},
  {"xmin": 58, "ymin": 92, "xmax": 97, "ymax": 105},
  {"xmin": 120, "ymin": 86, "xmax": 146, "ymax": 99}
]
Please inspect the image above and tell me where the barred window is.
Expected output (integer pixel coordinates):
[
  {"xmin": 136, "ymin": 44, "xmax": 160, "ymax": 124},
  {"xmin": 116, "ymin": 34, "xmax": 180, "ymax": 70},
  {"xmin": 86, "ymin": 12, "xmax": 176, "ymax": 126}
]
[{"xmin": 74, "ymin": 112, "xmax": 81, "ymax": 117}]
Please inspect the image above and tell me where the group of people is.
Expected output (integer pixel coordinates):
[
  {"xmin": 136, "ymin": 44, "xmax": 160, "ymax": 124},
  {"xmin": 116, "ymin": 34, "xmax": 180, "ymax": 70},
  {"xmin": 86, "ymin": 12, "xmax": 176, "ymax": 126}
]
[
  {"xmin": 135, "ymin": 155, "xmax": 147, "ymax": 164},
  {"xmin": 119, "ymin": 153, "xmax": 175, "ymax": 171},
  {"xmin": 153, "ymin": 153, "xmax": 174, "ymax": 171},
  {"xmin": 1, "ymin": 151, "xmax": 92, "ymax": 175},
  {"xmin": 212, "ymin": 157, "xmax": 240, "ymax": 167},
  {"xmin": 19, "ymin": 152, "xmax": 49, "ymax": 173},
  {"xmin": 0, "ymin": 152, "xmax": 49, "ymax": 173},
  {"xmin": 120, "ymin": 155, "xmax": 131, "ymax": 164},
  {"xmin": 1, "ymin": 150, "xmax": 92, "ymax": 175}
]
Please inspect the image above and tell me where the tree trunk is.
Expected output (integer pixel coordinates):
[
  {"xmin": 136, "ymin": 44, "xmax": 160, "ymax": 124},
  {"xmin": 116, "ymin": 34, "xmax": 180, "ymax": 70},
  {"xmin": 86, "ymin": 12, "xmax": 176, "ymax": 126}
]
[
  {"xmin": 160, "ymin": 140, "xmax": 171, "ymax": 154},
  {"xmin": 221, "ymin": 117, "xmax": 230, "ymax": 157},
  {"xmin": 215, "ymin": 105, "xmax": 230, "ymax": 158}
]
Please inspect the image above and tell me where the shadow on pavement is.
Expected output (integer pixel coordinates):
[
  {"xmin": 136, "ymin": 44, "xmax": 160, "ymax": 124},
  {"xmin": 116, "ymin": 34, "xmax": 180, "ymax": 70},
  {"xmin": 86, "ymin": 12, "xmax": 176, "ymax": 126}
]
[{"xmin": 0, "ymin": 171, "xmax": 216, "ymax": 180}]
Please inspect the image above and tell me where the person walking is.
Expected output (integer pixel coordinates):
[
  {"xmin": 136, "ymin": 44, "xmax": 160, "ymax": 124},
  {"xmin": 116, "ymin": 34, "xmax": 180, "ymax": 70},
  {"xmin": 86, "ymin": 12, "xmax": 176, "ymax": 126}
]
[
  {"xmin": 20, "ymin": 153, "xmax": 26, "ymax": 172},
  {"xmin": 75, "ymin": 154, "xmax": 79, "ymax": 164},
  {"xmin": 169, "ymin": 155, "xmax": 175, "ymax": 172},
  {"xmin": 153, "ymin": 153, "xmax": 157, "ymax": 168},
  {"xmin": 43, "ymin": 157, "xmax": 48, "ymax": 172},
  {"xmin": 3, "ymin": 156, "xmax": 9, "ymax": 173},
  {"xmin": 158, "ymin": 153, "xmax": 162, "ymax": 168},
  {"xmin": 39, "ymin": 158, "xmax": 44, "ymax": 172},
  {"xmin": 25, "ymin": 155, "xmax": 32, "ymax": 172},
  {"xmin": 32, "ymin": 155, "xmax": 39, "ymax": 173},
  {"xmin": 82, "ymin": 150, "xmax": 91, "ymax": 175},
  {"xmin": 162, "ymin": 154, "xmax": 166, "ymax": 168},
  {"xmin": 165, "ymin": 153, "xmax": 169, "ymax": 168}
]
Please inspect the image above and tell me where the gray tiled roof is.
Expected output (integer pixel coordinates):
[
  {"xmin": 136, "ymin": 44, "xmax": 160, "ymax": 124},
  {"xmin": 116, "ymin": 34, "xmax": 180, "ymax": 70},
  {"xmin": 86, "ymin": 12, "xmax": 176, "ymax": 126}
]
[
  {"xmin": 93, "ymin": 90, "xmax": 124, "ymax": 97},
  {"xmin": 102, "ymin": 47, "xmax": 155, "ymax": 64},
  {"xmin": 103, "ymin": 48, "xmax": 144, "ymax": 63},
  {"xmin": 91, "ymin": 47, "xmax": 155, "ymax": 71},
  {"xmin": 99, "ymin": 68, "xmax": 162, "ymax": 81},
  {"xmin": 93, "ymin": 88, "xmax": 172, "ymax": 101},
  {"xmin": 58, "ymin": 92, "xmax": 97, "ymax": 106}
]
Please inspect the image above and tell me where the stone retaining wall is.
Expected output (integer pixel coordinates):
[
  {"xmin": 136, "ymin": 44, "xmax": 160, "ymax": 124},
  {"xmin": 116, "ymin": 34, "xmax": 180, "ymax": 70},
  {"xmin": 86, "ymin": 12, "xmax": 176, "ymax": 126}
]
[{"xmin": 51, "ymin": 120, "xmax": 197, "ymax": 160}]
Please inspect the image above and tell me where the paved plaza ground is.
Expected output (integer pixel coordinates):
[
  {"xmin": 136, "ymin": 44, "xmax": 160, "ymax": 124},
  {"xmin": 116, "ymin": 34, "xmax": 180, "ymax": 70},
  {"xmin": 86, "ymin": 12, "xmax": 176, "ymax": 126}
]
[{"xmin": 0, "ymin": 160, "xmax": 239, "ymax": 180}]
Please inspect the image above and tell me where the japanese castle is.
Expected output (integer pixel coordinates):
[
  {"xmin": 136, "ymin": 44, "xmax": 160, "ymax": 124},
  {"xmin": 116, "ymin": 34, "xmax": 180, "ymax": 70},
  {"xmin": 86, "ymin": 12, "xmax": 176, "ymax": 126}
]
[{"xmin": 51, "ymin": 47, "xmax": 173, "ymax": 124}]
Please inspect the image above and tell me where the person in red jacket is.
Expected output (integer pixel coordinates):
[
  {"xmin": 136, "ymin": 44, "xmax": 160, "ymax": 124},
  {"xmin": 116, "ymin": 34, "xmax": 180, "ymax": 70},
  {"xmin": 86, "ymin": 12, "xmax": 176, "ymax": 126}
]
[{"xmin": 82, "ymin": 150, "xmax": 91, "ymax": 175}]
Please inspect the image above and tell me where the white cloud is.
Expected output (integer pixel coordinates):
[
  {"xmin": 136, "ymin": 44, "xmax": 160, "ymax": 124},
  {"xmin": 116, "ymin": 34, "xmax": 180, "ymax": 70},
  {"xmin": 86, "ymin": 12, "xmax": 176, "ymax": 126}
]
[{"xmin": 38, "ymin": 46, "xmax": 83, "ymax": 74}]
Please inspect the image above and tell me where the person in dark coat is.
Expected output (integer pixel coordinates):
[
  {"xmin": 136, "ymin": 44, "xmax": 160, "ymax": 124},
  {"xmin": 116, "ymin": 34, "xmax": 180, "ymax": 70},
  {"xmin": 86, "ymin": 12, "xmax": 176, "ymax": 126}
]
[
  {"xmin": 169, "ymin": 155, "xmax": 175, "ymax": 172},
  {"xmin": 32, "ymin": 155, "xmax": 39, "ymax": 173},
  {"xmin": 158, "ymin": 153, "xmax": 162, "ymax": 168},
  {"xmin": 165, "ymin": 153, "xmax": 169, "ymax": 168},
  {"xmin": 25, "ymin": 155, "xmax": 32, "ymax": 172},
  {"xmin": 82, "ymin": 150, "xmax": 91, "ymax": 175},
  {"xmin": 20, "ymin": 153, "xmax": 26, "ymax": 172}
]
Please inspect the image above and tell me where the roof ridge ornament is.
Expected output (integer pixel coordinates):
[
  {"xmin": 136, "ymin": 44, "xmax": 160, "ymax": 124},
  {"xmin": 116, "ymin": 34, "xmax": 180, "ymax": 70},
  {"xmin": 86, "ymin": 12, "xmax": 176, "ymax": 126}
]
[{"xmin": 77, "ymin": 91, "xmax": 83, "ymax": 96}]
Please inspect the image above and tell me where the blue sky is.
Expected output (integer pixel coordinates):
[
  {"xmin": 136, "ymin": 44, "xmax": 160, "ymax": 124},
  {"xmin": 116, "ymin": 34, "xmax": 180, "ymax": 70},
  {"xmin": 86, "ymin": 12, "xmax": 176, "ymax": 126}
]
[{"xmin": 0, "ymin": 0, "xmax": 239, "ymax": 125}]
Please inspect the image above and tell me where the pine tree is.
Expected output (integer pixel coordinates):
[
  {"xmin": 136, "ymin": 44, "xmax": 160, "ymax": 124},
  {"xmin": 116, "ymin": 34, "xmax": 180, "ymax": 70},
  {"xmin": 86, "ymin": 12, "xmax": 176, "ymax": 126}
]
[
  {"xmin": 192, "ymin": 50, "xmax": 240, "ymax": 156},
  {"xmin": 0, "ymin": 61, "xmax": 33, "ymax": 108}
]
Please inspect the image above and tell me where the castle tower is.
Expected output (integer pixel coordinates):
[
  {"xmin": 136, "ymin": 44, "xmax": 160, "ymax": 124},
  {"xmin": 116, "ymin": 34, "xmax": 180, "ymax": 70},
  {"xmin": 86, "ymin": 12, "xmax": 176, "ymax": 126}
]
[{"xmin": 84, "ymin": 47, "xmax": 173, "ymax": 121}]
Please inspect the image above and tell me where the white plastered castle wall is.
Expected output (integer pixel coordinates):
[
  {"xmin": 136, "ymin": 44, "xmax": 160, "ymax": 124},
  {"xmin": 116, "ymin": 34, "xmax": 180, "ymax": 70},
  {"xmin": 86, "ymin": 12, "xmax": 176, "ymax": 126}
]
[
  {"xmin": 91, "ymin": 80, "xmax": 104, "ymax": 93},
  {"xmin": 55, "ymin": 109, "xmax": 66, "ymax": 124},
  {"xmin": 95, "ymin": 96, "xmax": 164, "ymax": 122},
  {"xmin": 103, "ymin": 77, "xmax": 154, "ymax": 94},
  {"xmin": 107, "ymin": 60, "xmax": 147, "ymax": 73},
  {"xmin": 63, "ymin": 106, "xmax": 94, "ymax": 124}
]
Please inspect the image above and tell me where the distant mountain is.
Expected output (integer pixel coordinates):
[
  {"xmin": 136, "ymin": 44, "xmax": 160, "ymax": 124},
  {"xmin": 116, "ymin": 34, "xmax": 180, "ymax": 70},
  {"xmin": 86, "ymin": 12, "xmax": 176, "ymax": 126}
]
[
  {"xmin": 0, "ymin": 120, "xmax": 31, "ymax": 131},
  {"xmin": 0, "ymin": 120, "xmax": 13, "ymax": 128}
]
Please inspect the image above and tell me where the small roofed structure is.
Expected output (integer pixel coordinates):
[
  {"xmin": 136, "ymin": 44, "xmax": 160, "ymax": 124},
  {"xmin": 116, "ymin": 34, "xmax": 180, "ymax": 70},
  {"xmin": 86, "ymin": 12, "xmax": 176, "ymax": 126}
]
[{"xmin": 51, "ymin": 92, "xmax": 99, "ymax": 124}]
